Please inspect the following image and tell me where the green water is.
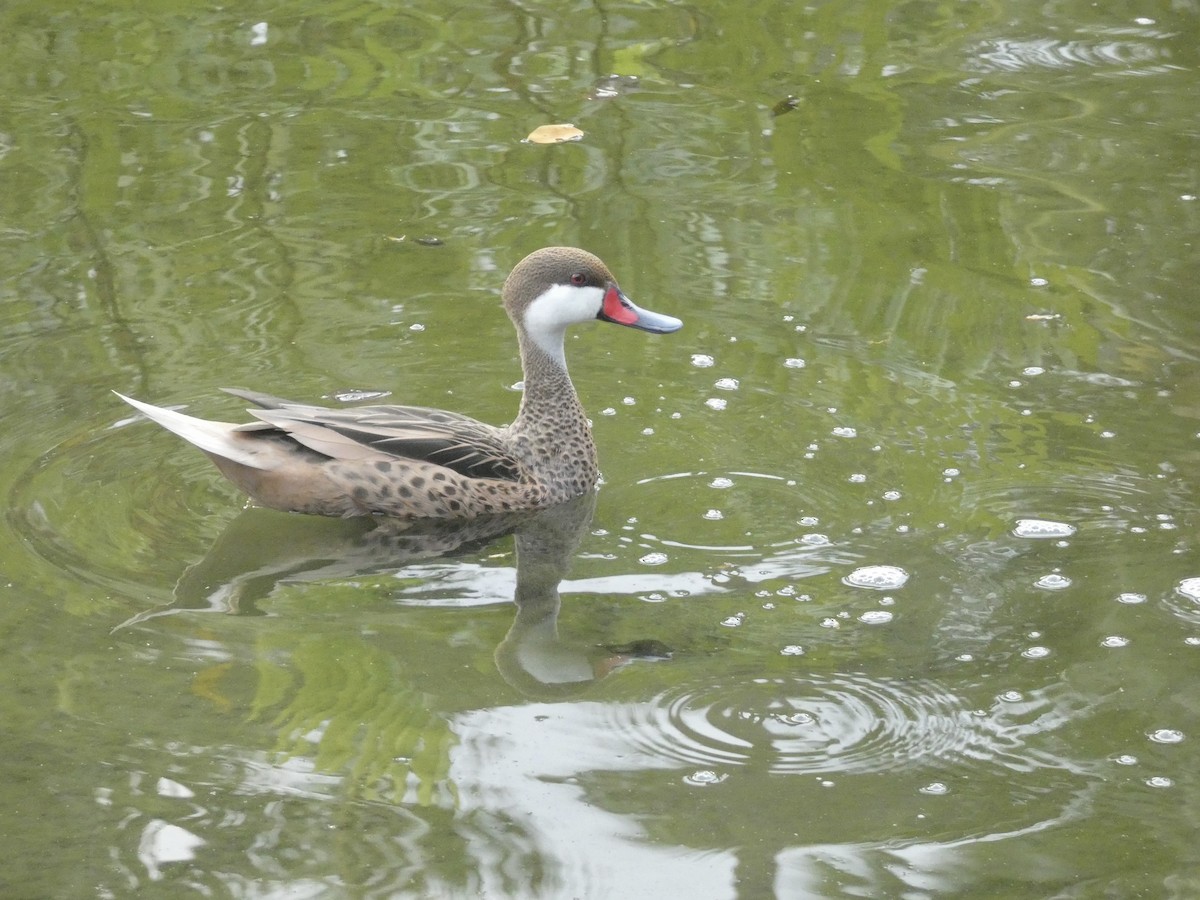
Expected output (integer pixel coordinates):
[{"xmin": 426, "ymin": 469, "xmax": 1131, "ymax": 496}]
[{"xmin": 3, "ymin": 0, "xmax": 1199, "ymax": 896}]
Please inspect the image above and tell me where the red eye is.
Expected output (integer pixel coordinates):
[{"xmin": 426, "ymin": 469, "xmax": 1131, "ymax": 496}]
[{"xmin": 570, "ymin": 272, "xmax": 587, "ymax": 286}]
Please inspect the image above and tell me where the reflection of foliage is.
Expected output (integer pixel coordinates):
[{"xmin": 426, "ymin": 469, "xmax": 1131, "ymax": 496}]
[{"xmin": 251, "ymin": 633, "xmax": 457, "ymax": 808}]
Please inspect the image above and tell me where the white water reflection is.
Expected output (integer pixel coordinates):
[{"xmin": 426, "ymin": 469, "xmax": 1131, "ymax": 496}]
[{"xmin": 450, "ymin": 674, "xmax": 1096, "ymax": 897}]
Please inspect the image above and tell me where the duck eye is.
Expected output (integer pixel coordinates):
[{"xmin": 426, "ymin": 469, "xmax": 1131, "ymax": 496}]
[{"xmin": 570, "ymin": 272, "xmax": 587, "ymax": 287}]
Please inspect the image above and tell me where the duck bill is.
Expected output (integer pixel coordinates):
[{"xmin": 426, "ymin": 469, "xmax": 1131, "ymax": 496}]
[{"xmin": 597, "ymin": 283, "xmax": 683, "ymax": 333}]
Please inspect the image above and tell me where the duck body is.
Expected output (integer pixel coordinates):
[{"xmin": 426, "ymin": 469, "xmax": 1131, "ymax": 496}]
[{"xmin": 116, "ymin": 247, "xmax": 682, "ymax": 519}]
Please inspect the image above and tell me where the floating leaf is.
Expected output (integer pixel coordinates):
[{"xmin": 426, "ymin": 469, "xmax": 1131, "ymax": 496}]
[{"xmin": 525, "ymin": 123, "xmax": 585, "ymax": 144}]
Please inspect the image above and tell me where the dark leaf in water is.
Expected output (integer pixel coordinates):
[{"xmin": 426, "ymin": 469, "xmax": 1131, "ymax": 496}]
[{"xmin": 772, "ymin": 94, "xmax": 801, "ymax": 117}]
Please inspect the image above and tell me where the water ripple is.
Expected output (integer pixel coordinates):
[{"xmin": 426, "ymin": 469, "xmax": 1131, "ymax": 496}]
[
  {"xmin": 607, "ymin": 673, "xmax": 1079, "ymax": 777},
  {"xmin": 971, "ymin": 36, "xmax": 1172, "ymax": 75}
]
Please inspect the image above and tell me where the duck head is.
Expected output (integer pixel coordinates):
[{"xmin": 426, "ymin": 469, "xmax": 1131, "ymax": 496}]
[{"xmin": 505, "ymin": 247, "xmax": 682, "ymax": 365}]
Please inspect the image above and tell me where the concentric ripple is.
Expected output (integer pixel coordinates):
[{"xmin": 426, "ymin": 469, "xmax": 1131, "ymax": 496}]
[
  {"xmin": 606, "ymin": 673, "xmax": 1069, "ymax": 776},
  {"xmin": 971, "ymin": 36, "xmax": 1171, "ymax": 74}
]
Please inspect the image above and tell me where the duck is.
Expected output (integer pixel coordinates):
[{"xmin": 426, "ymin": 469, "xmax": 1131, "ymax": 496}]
[{"xmin": 115, "ymin": 246, "xmax": 682, "ymax": 519}]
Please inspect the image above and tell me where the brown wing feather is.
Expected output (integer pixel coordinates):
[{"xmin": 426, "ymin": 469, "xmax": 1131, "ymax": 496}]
[{"xmin": 226, "ymin": 390, "xmax": 524, "ymax": 482}]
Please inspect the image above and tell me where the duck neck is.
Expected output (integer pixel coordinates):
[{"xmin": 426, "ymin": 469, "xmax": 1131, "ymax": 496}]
[
  {"xmin": 514, "ymin": 326, "xmax": 586, "ymax": 428},
  {"xmin": 509, "ymin": 326, "xmax": 599, "ymax": 499}
]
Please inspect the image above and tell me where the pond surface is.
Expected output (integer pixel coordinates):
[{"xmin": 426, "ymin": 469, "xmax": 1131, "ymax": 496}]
[{"xmin": 2, "ymin": 0, "xmax": 1199, "ymax": 896}]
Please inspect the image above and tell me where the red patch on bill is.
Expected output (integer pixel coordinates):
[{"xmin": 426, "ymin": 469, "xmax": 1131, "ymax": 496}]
[{"xmin": 602, "ymin": 285, "xmax": 638, "ymax": 324}]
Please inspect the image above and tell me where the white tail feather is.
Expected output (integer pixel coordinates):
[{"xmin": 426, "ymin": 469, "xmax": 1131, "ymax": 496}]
[{"xmin": 114, "ymin": 391, "xmax": 272, "ymax": 470}]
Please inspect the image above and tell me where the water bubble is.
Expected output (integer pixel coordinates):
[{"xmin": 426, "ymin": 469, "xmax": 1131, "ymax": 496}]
[
  {"xmin": 334, "ymin": 389, "xmax": 391, "ymax": 403},
  {"xmin": 1035, "ymin": 573, "xmax": 1072, "ymax": 590},
  {"xmin": 714, "ymin": 377, "xmax": 739, "ymax": 390},
  {"xmin": 773, "ymin": 711, "xmax": 815, "ymax": 726},
  {"xmin": 683, "ymin": 770, "xmax": 728, "ymax": 786},
  {"xmin": 783, "ymin": 358, "xmax": 806, "ymax": 369},
  {"xmin": 1148, "ymin": 729, "xmax": 1184, "ymax": 744},
  {"xmin": 1146, "ymin": 776, "xmax": 1173, "ymax": 788},
  {"xmin": 1112, "ymin": 754, "xmax": 1138, "ymax": 766},
  {"xmin": 703, "ymin": 509, "xmax": 724, "ymax": 520},
  {"xmin": 622, "ymin": 396, "xmax": 636, "ymax": 406},
  {"xmin": 721, "ymin": 614, "xmax": 745, "ymax": 628},
  {"xmin": 859, "ymin": 610, "xmax": 894, "ymax": 625},
  {"xmin": 943, "ymin": 468, "xmax": 960, "ymax": 478},
  {"xmin": 1023, "ymin": 366, "xmax": 1045, "ymax": 376},
  {"xmin": 848, "ymin": 473, "xmax": 867, "ymax": 483},
  {"xmin": 1100, "ymin": 635, "xmax": 1130, "ymax": 648},
  {"xmin": 639, "ymin": 552, "xmax": 669, "ymax": 566},
  {"xmin": 780, "ymin": 645, "xmax": 805, "ymax": 656},
  {"xmin": 843, "ymin": 565, "xmax": 909, "ymax": 591},
  {"xmin": 691, "ymin": 354, "xmax": 714, "ymax": 368},
  {"xmin": 1186, "ymin": 637, "xmax": 1200, "ymax": 647},
  {"xmin": 1013, "ymin": 519, "xmax": 1077, "ymax": 539},
  {"xmin": 1021, "ymin": 646, "xmax": 1051, "ymax": 659},
  {"xmin": 799, "ymin": 533, "xmax": 830, "ymax": 546},
  {"xmin": 831, "ymin": 426, "xmax": 857, "ymax": 438},
  {"xmin": 883, "ymin": 491, "xmax": 902, "ymax": 502},
  {"xmin": 710, "ymin": 477, "xmax": 734, "ymax": 489},
  {"xmin": 1030, "ymin": 277, "xmax": 1048, "ymax": 287},
  {"xmin": 998, "ymin": 690, "xmax": 1024, "ymax": 703},
  {"xmin": 705, "ymin": 398, "xmax": 727, "ymax": 411},
  {"xmin": 1176, "ymin": 578, "xmax": 1200, "ymax": 602},
  {"xmin": 819, "ymin": 618, "xmax": 841, "ymax": 629},
  {"xmin": 409, "ymin": 323, "xmax": 425, "ymax": 332},
  {"xmin": 600, "ymin": 407, "xmax": 617, "ymax": 416},
  {"xmin": 919, "ymin": 782, "xmax": 949, "ymax": 795},
  {"xmin": 798, "ymin": 516, "xmax": 820, "ymax": 527},
  {"xmin": 955, "ymin": 653, "xmax": 974, "ymax": 662}
]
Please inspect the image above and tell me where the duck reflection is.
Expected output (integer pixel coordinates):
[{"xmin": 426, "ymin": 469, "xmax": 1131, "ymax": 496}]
[{"xmin": 119, "ymin": 491, "xmax": 668, "ymax": 697}]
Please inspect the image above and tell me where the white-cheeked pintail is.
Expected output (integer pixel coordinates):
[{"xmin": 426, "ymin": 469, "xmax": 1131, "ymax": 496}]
[{"xmin": 116, "ymin": 247, "xmax": 682, "ymax": 519}]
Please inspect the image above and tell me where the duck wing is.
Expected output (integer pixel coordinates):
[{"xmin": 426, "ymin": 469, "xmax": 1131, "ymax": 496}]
[{"xmin": 222, "ymin": 388, "xmax": 523, "ymax": 482}]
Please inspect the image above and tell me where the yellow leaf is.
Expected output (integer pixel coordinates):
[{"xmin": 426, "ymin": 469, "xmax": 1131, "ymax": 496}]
[{"xmin": 524, "ymin": 123, "xmax": 585, "ymax": 144}]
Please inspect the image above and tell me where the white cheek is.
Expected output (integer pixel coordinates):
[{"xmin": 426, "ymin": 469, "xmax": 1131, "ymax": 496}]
[{"xmin": 523, "ymin": 284, "xmax": 603, "ymax": 363}]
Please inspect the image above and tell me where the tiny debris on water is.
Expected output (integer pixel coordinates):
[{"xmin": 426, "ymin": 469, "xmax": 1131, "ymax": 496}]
[{"xmin": 588, "ymin": 74, "xmax": 640, "ymax": 100}]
